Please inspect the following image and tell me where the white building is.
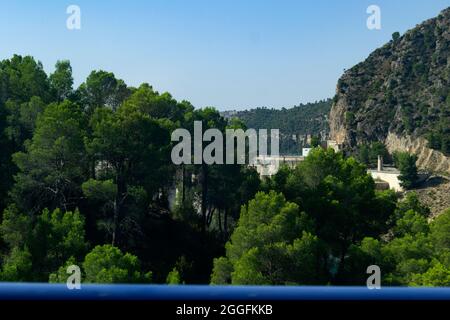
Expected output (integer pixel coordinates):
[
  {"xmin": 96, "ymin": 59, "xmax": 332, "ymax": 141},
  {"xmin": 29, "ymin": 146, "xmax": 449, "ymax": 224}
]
[
  {"xmin": 302, "ymin": 148, "xmax": 312, "ymax": 157},
  {"xmin": 252, "ymin": 155, "xmax": 305, "ymax": 177},
  {"xmin": 368, "ymin": 156, "xmax": 403, "ymax": 192}
]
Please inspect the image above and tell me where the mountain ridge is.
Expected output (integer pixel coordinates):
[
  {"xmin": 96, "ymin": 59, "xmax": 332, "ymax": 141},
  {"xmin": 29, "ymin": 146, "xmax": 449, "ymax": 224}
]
[{"xmin": 329, "ymin": 7, "xmax": 450, "ymax": 175}]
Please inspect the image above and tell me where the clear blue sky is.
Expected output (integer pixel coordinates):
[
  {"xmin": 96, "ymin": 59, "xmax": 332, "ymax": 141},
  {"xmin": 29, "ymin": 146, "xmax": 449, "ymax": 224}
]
[{"xmin": 0, "ymin": 0, "xmax": 449, "ymax": 110}]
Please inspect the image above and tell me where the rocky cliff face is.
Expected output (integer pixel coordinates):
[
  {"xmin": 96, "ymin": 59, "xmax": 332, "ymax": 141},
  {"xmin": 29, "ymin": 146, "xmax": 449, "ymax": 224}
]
[
  {"xmin": 385, "ymin": 132, "xmax": 450, "ymax": 174},
  {"xmin": 329, "ymin": 7, "xmax": 450, "ymax": 174}
]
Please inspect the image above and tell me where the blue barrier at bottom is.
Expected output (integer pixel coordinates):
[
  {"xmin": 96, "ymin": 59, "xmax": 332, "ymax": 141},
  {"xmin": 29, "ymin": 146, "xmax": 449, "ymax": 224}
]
[{"xmin": 0, "ymin": 283, "xmax": 449, "ymax": 300}]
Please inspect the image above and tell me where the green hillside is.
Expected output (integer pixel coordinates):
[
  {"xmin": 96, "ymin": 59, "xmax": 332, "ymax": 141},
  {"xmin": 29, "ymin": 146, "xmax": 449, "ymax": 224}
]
[{"xmin": 226, "ymin": 99, "xmax": 331, "ymax": 154}]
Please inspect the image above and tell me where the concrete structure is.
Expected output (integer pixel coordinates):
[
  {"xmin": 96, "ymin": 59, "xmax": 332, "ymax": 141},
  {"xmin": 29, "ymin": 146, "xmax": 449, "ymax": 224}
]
[
  {"xmin": 252, "ymin": 140, "xmax": 341, "ymax": 177},
  {"xmin": 369, "ymin": 168, "xmax": 403, "ymax": 192},
  {"xmin": 252, "ymin": 155, "xmax": 305, "ymax": 177},
  {"xmin": 302, "ymin": 148, "xmax": 312, "ymax": 157},
  {"xmin": 368, "ymin": 155, "xmax": 403, "ymax": 192},
  {"xmin": 326, "ymin": 140, "xmax": 341, "ymax": 152},
  {"xmin": 377, "ymin": 155, "xmax": 383, "ymax": 171}
]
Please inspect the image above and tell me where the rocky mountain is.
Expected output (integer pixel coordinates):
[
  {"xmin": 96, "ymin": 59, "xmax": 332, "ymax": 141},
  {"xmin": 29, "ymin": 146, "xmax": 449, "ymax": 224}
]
[{"xmin": 329, "ymin": 7, "xmax": 450, "ymax": 175}]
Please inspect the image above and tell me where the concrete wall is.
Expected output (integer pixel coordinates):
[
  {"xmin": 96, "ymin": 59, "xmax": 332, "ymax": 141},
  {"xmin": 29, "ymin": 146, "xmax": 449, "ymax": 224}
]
[
  {"xmin": 302, "ymin": 148, "xmax": 312, "ymax": 157},
  {"xmin": 253, "ymin": 156, "xmax": 304, "ymax": 177},
  {"xmin": 368, "ymin": 170, "xmax": 403, "ymax": 192}
]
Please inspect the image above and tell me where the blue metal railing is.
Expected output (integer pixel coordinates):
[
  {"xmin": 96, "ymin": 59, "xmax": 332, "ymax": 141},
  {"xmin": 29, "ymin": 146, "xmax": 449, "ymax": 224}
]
[{"xmin": 0, "ymin": 283, "xmax": 450, "ymax": 300}]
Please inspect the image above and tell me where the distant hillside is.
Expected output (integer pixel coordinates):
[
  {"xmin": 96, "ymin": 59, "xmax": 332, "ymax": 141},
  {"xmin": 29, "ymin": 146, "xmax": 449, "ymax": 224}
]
[
  {"xmin": 224, "ymin": 99, "xmax": 331, "ymax": 155},
  {"xmin": 330, "ymin": 7, "xmax": 450, "ymax": 174}
]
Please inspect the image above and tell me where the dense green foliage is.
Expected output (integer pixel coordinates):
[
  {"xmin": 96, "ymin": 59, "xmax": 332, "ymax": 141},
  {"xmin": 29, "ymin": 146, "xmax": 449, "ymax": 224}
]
[
  {"xmin": 0, "ymin": 55, "xmax": 258, "ymax": 284},
  {"xmin": 166, "ymin": 267, "xmax": 182, "ymax": 285},
  {"xmin": 212, "ymin": 149, "xmax": 449, "ymax": 286},
  {"xmin": 357, "ymin": 142, "xmax": 391, "ymax": 167},
  {"xmin": 49, "ymin": 245, "xmax": 151, "ymax": 284},
  {"xmin": 346, "ymin": 206, "xmax": 450, "ymax": 286},
  {"xmin": 0, "ymin": 206, "xmax": 86, "ymax": 281},
  {"xmin": 393, "ymin": 151, "xmax": 419, "ymax": 189},
  {"xmin": 82, "ymin": 245, "xmax": 151, "ymax": 283},
  {"xmin": 211, "ymin": 191, "xmax": 324, "ymax": 285},
  {"xmin": 212, "ymin": 148, "xmax": 402, "ymax": 284}
]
